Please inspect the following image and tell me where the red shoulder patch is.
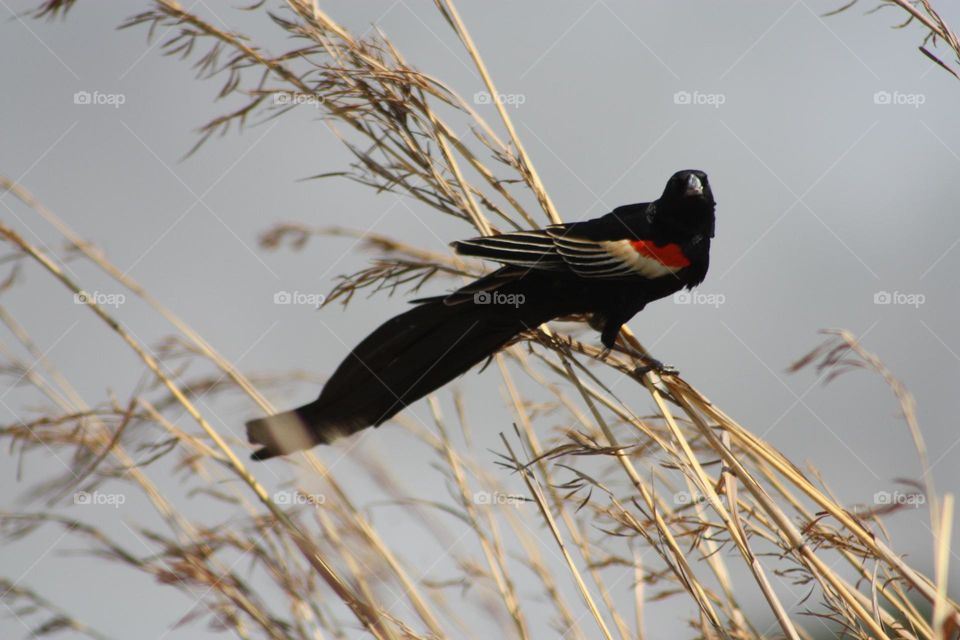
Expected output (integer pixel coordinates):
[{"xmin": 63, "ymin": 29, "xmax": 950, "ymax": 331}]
[{"xmin": 629, "ymin": 240, "xmax": 691, "ymax": 268}]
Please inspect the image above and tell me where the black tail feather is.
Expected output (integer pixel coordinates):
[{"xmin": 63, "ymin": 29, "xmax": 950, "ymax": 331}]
[
  {"xmin": 246, "ymin": 407, "xmax": 321, "ymax": 460},
  {"xmin": 247, "ymin": 294, "xmax": 535, "ymax": 458}
]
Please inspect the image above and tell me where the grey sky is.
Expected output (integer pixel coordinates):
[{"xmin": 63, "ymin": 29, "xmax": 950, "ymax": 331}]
[{"xmin": 2, "ymin": 1, "xmax": 959, "ymax": 637}]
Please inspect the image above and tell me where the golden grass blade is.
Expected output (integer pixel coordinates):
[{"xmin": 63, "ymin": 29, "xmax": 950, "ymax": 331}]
[
  {"xmin": 498, "ymin": 433, "xmax": 615, "ymax": 640},
  {"xmin": 932, "ymin": 494, "xmax": 954, "ymax": 639}
]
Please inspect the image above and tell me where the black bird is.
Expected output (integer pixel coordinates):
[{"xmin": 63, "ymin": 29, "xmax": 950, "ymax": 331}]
[{"xmin": 247, "ymin": 169, "xmax": 716, "ymax": 459}]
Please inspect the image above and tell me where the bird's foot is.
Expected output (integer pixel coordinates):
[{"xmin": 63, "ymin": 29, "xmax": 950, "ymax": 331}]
[
  {"xmin": 607, "ymin": 343, "xmax": 678, "ymax": 376},
  {"xmin": 633, "ymin": 356, "xmax": 679, "ymax": 378}
]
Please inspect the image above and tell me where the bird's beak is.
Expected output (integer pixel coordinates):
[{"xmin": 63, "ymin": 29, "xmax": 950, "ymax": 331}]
[{"xmin": 685, "ymin": 174, "xmax": 704, "ymax": 197}]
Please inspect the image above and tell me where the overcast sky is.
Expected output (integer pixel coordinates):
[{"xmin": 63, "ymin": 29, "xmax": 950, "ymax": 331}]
[{"xmin": 2, "ymin": 1, "xmax": 960, "ymax": 638}]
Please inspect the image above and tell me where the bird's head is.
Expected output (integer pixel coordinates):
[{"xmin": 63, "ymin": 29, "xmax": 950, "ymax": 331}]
[
  {"xmin": 662, "ymin": 169, "xmax": 713, "ymax": 204},
  {"xmin": 657, "ymin": 169, "xmax": 716, "ymax": 237}
]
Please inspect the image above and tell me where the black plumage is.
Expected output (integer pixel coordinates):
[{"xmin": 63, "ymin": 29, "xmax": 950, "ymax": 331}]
[{"xmin": 247, "ymin": 169, "xmax": 716, "ymax": 459}]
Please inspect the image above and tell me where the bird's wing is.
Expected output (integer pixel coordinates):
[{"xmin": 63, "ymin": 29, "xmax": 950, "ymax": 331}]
[
  {"xmin": 452, "ymin": 229, "xmax": 567, "ymax": 270},
  {"xmin": 548, "ymin": 228, "xmax": 690, "ymax": 279},
  {"xmin": 454, "ymin": 225, "xmax": 691, "ymax": 280}
]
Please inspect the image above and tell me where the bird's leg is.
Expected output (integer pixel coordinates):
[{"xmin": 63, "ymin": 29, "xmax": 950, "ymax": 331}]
[
  {"xmin": 593, "ymin": 314, "xmax": 614, "ymax": 361},
  {"xmin": 596, "ymin": 314, "xmax": 678, "ymax": 375}
]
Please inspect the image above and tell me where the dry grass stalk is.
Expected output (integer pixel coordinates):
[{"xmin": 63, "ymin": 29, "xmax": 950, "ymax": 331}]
[{"xmin": 830, "ymin": 0, "xmax": 960, "ymax": 79}]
